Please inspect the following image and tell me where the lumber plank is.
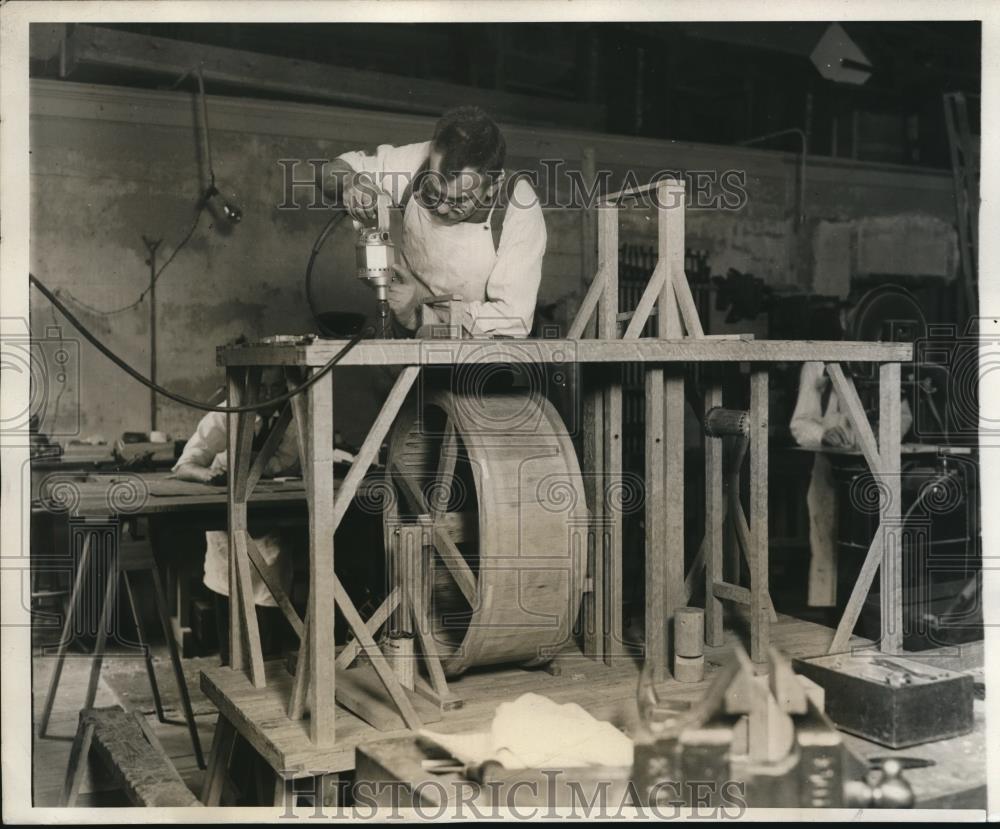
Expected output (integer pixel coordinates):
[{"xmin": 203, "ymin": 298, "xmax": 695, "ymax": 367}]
[
  {"xmin": 704, "ymin": 376, "xmax": 725, "ymax": 646},
  {"xmin": 749, "ymin": 367, "xmax": 771, "ymax": 662},
  {"xmin": 567, "ymin": 266, "xmax": 607, "ymax": 339},
  {"xmin": 245, "ymin": 534, "xmax": 304, "ymax": 638},
  {"xmin": 826, "ymin": 363, "xmax": 882, "ymax": 474},
  {"xmin": 219, "ymin": 339, "xmax": 913, "ymax": 368},
  {"xmin": 644, "ymin": 367, "xmax": 667, "ymax": 679},
  {"xmin": 598, "ymin": 204, "xmax": 625, "ymax": 664},
  {"xmin": 879, "ymin": 362, "xmax": 903, "ymax": 653},
  {"xmin": 335, "ymin": 587, "xmax": 401, "ymax": 670},
  {"xmin": 245, "ymin": 403, "xmax": 293, "ymax": 496}
]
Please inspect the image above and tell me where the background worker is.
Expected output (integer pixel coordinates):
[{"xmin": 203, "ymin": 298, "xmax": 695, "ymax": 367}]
[
  {"xmin": 326, "ymin": 105, "xmax": 547, "ymax": 338},
  {"xmin": 789, "ymin": 307, "xmax": 913, "ymax": 608},
  {"xmin": 172, "ymin": 366, "xmax": 300, "ymax": 660}
]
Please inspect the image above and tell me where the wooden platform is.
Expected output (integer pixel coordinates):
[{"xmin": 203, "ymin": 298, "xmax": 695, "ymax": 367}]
[{"xmin": 199, "ymin": 614, "xmax": 868, "ymax": 778}]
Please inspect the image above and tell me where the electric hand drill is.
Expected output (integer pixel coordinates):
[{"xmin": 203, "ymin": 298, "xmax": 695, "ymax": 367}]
[{"xmin": 354, "ymin": 193, "xmax": 395, "ymax": 338}]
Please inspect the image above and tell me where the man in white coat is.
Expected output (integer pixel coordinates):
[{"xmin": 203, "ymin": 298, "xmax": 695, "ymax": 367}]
[
  {"xmin": 790, "ymin": 358, "xmax": 912, "ymax": 607},
  {"xmin": 327, "ymin": 105, "xmax": 547, "ymax": 338}
]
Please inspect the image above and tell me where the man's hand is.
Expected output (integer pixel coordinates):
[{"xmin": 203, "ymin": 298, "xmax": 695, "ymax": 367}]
[
  {"xmin": 342, "ymin": 171, "xmax": 386, "ymax": 225},
  {"xmin": 388, "ymin": 262, "xmax": 430, "ymax": 330},
  {"xmin": 173, "ymin": 463, "xmax": 218, "ymax": 484},
  {"xmin": 821, "ymin": 425, "xmax": 855, "ymax": 449}
]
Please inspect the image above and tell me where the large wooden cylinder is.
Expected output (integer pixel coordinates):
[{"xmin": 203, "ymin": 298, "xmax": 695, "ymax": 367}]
[{"xmin": 384, "ymin": 387, "xmax": 587, "ymax": 677}]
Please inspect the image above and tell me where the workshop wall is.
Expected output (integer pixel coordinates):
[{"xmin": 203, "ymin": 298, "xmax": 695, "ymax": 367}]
[{"xmin": 29, "ymin": 79, "xmax": 956, "ymax": 445}]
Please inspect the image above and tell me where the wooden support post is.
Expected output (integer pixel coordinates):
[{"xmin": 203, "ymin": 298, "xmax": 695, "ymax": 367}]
[
  {"xmin": 644, "ymin": 365, "xmax": 667, "ymax": 679},
  {"xmin": 305, "ymin": 368, "xmax": 337, "ymax": 745},
  {"xmin": 598, "ymin": 203, "xmax": 624, "ymax": 664},
  {"xmin": 704, "ymin": 375, "xmax": 725, "ymax": 647},
  {"xmin": 749, "ymin": 366, "xmax": 770, "ymax": 662},
  {"xmin": 658, "ymin": 180, "xmax": 687, "ymax": 668},
  {"xmin": 879, "ymin": 362, "xmax": 903, "ymax": 653}
]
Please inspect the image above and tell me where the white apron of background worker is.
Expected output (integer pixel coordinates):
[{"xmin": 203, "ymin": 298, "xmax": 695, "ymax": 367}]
[
  {"xmin": 336, "ymin": 141, "xmax": 547, "ymax": 337},
  {"xmin": 789, "ymin": 361, "xmax": 912, "ymax": 607}
]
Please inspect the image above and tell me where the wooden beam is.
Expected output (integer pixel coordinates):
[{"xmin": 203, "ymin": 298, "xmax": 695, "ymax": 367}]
[
  {"xmin": 330, "ymin": 366, "xmax": 420, "ymax": 532},
  {"xmin": 644, "ymin": 366, "xmax": 667, "ymax": 679},
  {"xmin": 220, "ymin": 339, "xmax": 914, "ymax": 368},
  {"xmin": 245, "ymin": 534, "xmax": 304, "ymax": 638},
  {"xmin": 879, "ymin": 362, "xmax": 903, "ymax": 653},
  {"xmin": 623, "ymin": 261, "xmax": 668, "ymax": 339},
  {"xmin": 598, "ymin": 204, "xmax": 625, "ymax": 664},
  {"xmin": 704, "ymin": 376, "xmax": 725, "ymax": 646},
  {"xmin": 713, "ymin": 581, "xmax": 751, "ymax": 605},
  {"xmin": 749, "ymin": 366, "xmax": 770, "ymax": 663},
  {"xmin": 567, "ymin": 266, "xmax": 607, "ymax": 339},
  {"xmin": 658, "ymin": 179, "xmax": 688, "ymax": 672},
  {"xmin": 244, "ymin": 403, "xmax": 293, "ymax": 496},
  {"xmin": 305, "ymin": 369, "xmax": 336, "ymax": 745},
  {"xmin": 825, "ymin": 363, "xmax": 882, "ymax": 474},
  {"xmin": 61, "ymin": 24, "xmax": 605, "ymax": 130}
]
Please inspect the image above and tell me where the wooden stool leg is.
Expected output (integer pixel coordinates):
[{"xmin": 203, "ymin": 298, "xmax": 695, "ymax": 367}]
[
  {"xmin": 38, "ymin": 531, "xmax": 93, "ymax": 738},
  {"xmin": 83, "ymin": 554, "xmax": 118, "ymax": 713},
  {"xmin": 60, "ymin": 719, "xmax": 95, "ymax": 806},
  {"xmin": 121, "ymin": 570, "xmax": 166, "ymax": 723},
  {"xmin": 201, "ymin": 714, "xmax": 237, "ymax": 805},
  {"xmin": 150, "ymin": 565, "xmax": 206, "ymax": 769}
]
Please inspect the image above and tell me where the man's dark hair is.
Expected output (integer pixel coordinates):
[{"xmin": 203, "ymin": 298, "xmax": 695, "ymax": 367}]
[{"xmin": 432, "ymin": 106, "xmax": 506, "ymax": 182}]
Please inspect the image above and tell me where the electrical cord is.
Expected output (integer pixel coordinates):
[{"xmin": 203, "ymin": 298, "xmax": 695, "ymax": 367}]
[
  {"xmin": 304, "ymin": 210, "xmax": 351, "ymax": 328},
  {"xmin": 30, "ymin": 272, "xmax": 370, "ymax": 414},
  {"xmin": 56, "ymin": 201, "xmax": 209, "ymax": 316}
]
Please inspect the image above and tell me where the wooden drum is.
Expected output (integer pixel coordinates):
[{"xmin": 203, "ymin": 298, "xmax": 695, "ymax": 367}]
[{"xmin": 383, "ymin": 386, "xmax": 587, "ymax": 677}]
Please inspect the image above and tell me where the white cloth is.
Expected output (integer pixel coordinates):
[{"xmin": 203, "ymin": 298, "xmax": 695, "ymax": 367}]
[
  {"xmin": 336, "ymin": 141, "xmax": 547, "ymax": 337},
  {"xmin": 789, "ymin": 362, "xmax": 913, "ymax": 606},
  {"xmin": 419, "ymin": 692, "xmax": 633, "ymax": 770},
  {"xmin": 173, "ymin": 408, "xmax": 300, "ymax": 607}
]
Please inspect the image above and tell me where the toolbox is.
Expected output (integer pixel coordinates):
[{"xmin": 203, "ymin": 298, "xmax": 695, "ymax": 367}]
[{"xmin": 792, "ymin": 652, "xmax": 974, "ymax": 748}]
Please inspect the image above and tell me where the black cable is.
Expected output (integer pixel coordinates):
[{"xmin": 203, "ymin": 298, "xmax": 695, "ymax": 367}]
[
  {"xmin": 58, "ymin": 201, "xmax": 208, "ymax": 316},
  {"xmin": 30, "ymin": 272, "xmax": 370, "ymax": 414},
  {"xmin": 305, "ymin": 209, "xmax": 351, "ymax": 328}
]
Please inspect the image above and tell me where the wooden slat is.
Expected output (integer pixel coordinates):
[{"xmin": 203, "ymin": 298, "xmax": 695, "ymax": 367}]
[
  {"xmin": 825, "ymin": 363, "xmax": 882, "ymax": 474},
  {"xmin": 672, "ymin": 265, "xmax": 705, "ymax": 337},
  {"xmin": 829, "ymin": 527, "xmax": 884, "ymax": 654},
  {"xmin": 567, "ymin": 266, "xmax": 607, "ymax": 339},
  {"xmin": 306, "ymin": 369, "xmax": 337, "ymax": 745},
  {"xmin": 749, "ymin": 367, "xmax": 771, "ymax": 663},
  {"xmin": 245, "ymin": 534, "xmax": 304, "ymax": 638},
  {"xmin": 582, "ymin": 369, "xmax": 605, "ymax": 662},
  {"xmin": 713, "ymin": 581, "xmax": 751, "ymax": 605},
  {"xmin": 879, "ymin": 362, "xmax": 903, "ymax": 653},
  {"xmin": 623, "ymin": 261, "xmax": 668, "ymax": 339},
  {"xmin": 226, "ymin": 367, "xmax": 248, "ymax": 672},
  {"xmin": 704, "ymin": 377, "xmax": 725, "ymax": 646},
  {"xmin": 658, "ymin": 179, "xmax": 687, "ymax": 669},
  {"xmin": 331, "ymin": 366, "xmax": 420, "ymax": 532},
  {"xmin": 219, "ymin": 339, "xmax": 914, "ymax": 368},
  {"xmin": 232, "ymin": 525, "xmax": 266, "ymax": 688},
  {"xmin": 644, "ymin": 367, "xmax": 667, "ymax": 679},
  {"xmin": 288, "ymin": 605, "xmax": 310, "ymax": 720},
  {"xmin": 598, "ymin": 204, "xmax": 624, "ymax": 665},
  {"xmin": 730, "ymin": 500, "xmax": 779, "ymax": 623},
  {"xmin": 245, "ymin": 403, "xmax": 293, "ymax": 496}
]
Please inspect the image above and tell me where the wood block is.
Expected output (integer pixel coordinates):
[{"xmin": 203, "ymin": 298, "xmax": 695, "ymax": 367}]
[
  {"xmin": 73, "ymin": 706, "xmax": 198, "ymax": 807},
  {"xmin": 673, "ymin": 654, "xmax": 705, "ymax": 684},
  {"xmin": 673, "ymin": 607, "xmax": 704, "ymax": 658},
  {"xmin": 336, "ymin": 664, "xmax": 441, "ymax": 732}
]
